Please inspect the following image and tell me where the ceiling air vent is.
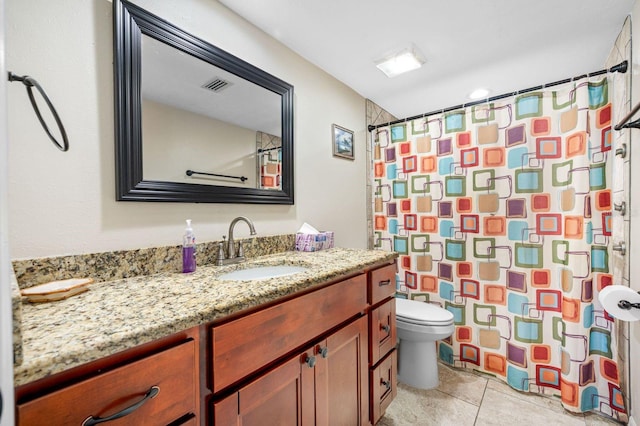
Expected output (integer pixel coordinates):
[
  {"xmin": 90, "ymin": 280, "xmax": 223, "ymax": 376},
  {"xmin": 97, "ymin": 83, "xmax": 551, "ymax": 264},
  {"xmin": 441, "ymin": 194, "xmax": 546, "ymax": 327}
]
[{"xmin": 202, "ymin": 77, "xmax": 233, "ymax": 93}]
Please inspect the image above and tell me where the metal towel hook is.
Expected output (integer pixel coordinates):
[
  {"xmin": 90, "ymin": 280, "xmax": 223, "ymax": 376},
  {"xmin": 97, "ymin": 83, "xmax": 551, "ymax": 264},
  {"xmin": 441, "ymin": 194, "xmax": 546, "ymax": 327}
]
[{"xmin": 7, "ymin": 72, "xmax": 69, "ymax": 152}]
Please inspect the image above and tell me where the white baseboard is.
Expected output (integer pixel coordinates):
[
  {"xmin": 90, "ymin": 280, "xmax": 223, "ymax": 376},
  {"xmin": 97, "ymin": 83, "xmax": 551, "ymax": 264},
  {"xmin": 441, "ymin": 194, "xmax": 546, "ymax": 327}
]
[{"xmin": 629, "ymin": 415, "xmax": 638, "ymax": 426}]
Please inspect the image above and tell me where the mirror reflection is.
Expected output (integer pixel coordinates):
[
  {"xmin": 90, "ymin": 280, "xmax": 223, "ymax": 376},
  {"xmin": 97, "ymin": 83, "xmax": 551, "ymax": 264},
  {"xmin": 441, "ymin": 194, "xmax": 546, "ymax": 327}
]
[
  {"xmin": 256, "ymin": 132, "xmax": 282, "ymax": 190},
  {"xmin": 141, "ymin": 35, "xmax": 282, "ymax": 189}
]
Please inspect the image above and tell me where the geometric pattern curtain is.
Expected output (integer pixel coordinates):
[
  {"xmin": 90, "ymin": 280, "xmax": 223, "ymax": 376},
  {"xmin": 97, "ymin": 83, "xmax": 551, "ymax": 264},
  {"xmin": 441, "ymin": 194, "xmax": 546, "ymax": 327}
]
[
  {"xmin": 372, "ymin": 77, "xmax": 627, "ymax": 421},
  {"xmin": 258, "ymin": 147, "xmax": 282, "ymax": 189}
]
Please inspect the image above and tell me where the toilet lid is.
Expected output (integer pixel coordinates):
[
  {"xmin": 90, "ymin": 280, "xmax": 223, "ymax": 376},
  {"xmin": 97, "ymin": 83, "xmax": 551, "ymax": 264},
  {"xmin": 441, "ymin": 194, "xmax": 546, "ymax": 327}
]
[{"xmin": 395, "ymin": 298, "xmax": 454, "ymax": 324}]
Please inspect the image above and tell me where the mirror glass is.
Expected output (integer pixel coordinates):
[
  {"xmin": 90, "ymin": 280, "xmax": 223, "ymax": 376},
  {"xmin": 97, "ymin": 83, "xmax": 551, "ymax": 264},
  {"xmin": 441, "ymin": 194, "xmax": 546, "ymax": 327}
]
[
  {"xmin": 141, "ymin": 35, "xmax": 281, "ymax": 189},
  {"xmin": 114, "ymin": 0, "xmax": 294, "ymax": 203}
]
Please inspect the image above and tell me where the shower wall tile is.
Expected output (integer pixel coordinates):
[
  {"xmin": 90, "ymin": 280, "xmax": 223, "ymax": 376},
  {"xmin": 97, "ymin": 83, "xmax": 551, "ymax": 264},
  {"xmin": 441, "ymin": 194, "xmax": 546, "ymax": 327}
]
[
  {"xmin": 624, "ymin": 219, "xmax": 630, "ymax": 280},
  {"xmin": 365, "ymin": 99, "xmax": 397, "ymax": 249},
  {"xmin": 366, "ymin": 99, "xmax": 397, "ymax": 127},
  {"xmin": 605, "ymin": 15, "xmax": 631, "ymax": 420}
]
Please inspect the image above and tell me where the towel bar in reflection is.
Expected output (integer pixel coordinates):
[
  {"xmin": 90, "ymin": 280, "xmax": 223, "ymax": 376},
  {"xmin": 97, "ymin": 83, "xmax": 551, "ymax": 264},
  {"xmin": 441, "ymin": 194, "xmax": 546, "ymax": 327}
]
[{"xmin": 185, "ymin": 170, "xmax": 247, "ymax": 182}]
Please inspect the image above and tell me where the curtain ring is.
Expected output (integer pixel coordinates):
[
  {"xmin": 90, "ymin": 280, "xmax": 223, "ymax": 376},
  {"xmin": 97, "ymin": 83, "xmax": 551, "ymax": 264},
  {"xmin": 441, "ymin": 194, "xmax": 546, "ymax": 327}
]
[{"xmin": 7, "ymin": 72, "xmax": 69, "ymax": 152}]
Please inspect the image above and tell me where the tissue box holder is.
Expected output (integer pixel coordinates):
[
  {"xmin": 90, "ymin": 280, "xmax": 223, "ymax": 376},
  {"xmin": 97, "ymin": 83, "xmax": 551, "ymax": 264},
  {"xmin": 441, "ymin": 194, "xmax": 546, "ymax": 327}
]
[{"xmin": 296, "ymin": 231, "xmax": 334, "ymax": 252}]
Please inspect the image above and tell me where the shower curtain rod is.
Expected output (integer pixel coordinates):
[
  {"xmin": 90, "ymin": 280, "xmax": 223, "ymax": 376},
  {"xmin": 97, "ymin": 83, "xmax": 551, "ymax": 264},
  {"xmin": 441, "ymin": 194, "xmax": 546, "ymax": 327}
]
[{"xmin": 367, "ymin": 60, "xmax": 628, "ymax": 132}]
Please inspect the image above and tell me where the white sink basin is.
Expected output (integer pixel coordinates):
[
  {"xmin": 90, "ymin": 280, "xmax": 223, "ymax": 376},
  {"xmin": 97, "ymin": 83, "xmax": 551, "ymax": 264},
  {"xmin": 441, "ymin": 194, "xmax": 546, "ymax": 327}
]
[{"xmin": 218, "ymin": 265, "xmax": 308, "ymax": 281}]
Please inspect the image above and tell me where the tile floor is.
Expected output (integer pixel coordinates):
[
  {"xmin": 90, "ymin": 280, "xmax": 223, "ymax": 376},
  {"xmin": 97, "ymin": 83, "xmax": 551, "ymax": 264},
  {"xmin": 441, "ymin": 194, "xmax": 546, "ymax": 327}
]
[{"xmin": 378, "ymin": 363, "xmax": 625, "ymax": 426}]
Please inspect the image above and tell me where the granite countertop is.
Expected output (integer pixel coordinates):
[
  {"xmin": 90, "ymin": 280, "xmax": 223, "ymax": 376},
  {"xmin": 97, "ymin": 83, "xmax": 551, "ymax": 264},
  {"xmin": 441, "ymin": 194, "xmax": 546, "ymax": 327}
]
[{"xmin": 14, "ymin": 248, "xmax": 396, "ymax": 387}]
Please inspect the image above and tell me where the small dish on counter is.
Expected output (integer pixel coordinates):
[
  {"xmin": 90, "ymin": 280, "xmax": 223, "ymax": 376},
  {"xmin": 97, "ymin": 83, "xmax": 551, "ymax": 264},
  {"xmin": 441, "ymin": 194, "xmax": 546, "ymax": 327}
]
[{"xmin": 21, "ymin": 278, "xmax": 93, "ymax": 303}]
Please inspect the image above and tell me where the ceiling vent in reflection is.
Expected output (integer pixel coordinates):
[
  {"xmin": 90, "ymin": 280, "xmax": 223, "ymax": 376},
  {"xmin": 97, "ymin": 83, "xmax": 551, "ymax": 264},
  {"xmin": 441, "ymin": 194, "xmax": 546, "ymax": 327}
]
[{"xmin": 202, "ymin": 77, "xmax": 233, "ymax": 93}]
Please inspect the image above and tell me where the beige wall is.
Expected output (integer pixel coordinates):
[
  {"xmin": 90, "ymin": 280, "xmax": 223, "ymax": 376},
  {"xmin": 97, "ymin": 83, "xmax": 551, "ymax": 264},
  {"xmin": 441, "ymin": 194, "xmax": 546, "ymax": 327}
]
[
  {"xmin": 5, "ymin": 0, "xmax": 367, "ymax": 259},
  {"xmin": 142, "ymin": 99, "xmax": 257, "ymax": 188}
]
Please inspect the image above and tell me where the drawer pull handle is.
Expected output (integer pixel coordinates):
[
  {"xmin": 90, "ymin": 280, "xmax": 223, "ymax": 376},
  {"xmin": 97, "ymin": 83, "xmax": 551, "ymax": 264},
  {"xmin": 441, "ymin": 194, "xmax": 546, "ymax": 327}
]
[
  {"xmin": 381, "ymin": 324, "xmax": 391, "ymax": 333},
  {"xmin": 378, "ymin": 279, "xmax": 391, "ymax": 287},
  {"xmin": 317, "ymin": 346, "xmax": 329, "ymax": 358},
  {"xmin": 381, "ymin": 379, "xmax": 391, "ymax": 391},
  {"xmin": 305, "ymin": 355, "xmax": 317, "ymax": 368},
  {"xmin": 82, "ymin": 385, "xmax": 160, "ymax": 426}
]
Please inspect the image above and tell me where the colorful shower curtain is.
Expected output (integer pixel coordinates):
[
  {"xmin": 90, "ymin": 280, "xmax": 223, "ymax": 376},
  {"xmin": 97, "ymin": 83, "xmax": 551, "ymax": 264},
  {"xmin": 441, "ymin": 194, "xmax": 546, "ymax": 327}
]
[
  {"xmin": 372, "ymin": 76, "xmax": 627, "ymax": 420},
  {"xmin": 258, "ymin": 147, "xmax": 282, "ymax": 189}
]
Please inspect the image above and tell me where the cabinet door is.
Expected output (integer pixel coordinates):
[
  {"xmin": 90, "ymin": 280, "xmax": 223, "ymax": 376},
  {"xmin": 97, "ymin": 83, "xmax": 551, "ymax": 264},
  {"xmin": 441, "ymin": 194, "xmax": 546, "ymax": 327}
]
[
  {"xmin": 369, "ymin": 298, "xmax": 396, "ymax": 365},
  {"xmin": 370, "ymin": 349, "xmax": 397, "ymax": 425},
  {"xmin": 213, "ymin": 356, "xmax": 302, "ymax": 426},
  {"xmin": 312, "ymin": 316, "xmax": 369, "ymax": 426}
]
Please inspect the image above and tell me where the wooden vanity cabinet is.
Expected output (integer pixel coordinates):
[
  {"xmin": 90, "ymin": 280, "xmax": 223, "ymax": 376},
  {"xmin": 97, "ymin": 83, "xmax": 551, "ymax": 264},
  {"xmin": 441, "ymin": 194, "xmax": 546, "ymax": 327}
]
[
  {"xmin": 367, "ymin": 263, "xmax": 398, "ymax": 424},
  {"xmin": 211, "ymin": 262, "xmax": 397, "ymax": 426},
  {"xmin": 16, "ymin": 329, "xmax": 200, "ymax": 426},
  {"xmin": 214, "ymin": 316, "xmax": 368, "ymax": 425},
  {"xmin": 211, "ymin": 274, "xmax": 367, "ymax": 394},
  {"xmin": 210, "ymin": 272, "xmax": 370, "ymax": 425},
  {"xmin": 14, "ymin": 259, "xmax": 398, "ymax": 426}
]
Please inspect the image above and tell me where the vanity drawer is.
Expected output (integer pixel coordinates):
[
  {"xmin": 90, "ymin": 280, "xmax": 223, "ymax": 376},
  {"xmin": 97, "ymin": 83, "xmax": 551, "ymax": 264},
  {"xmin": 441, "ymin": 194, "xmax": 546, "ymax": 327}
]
[
  {"xmin": 370, "ymin": 349, "xmax": 397, "ymax": 425},
  {"xmin": 369, "ymin": 298, "xmax": 396, "ymax": 365},
  {"xmin": 212, "ymin": 274, "xmax": 367, "ymax": 393},
  {"xmin": 369, "ymin": 263, "xmax": 396, "ymax": 306},
  {"xmin": 17, "ymin": 340, "xmax": 197, "ymax": 426}
]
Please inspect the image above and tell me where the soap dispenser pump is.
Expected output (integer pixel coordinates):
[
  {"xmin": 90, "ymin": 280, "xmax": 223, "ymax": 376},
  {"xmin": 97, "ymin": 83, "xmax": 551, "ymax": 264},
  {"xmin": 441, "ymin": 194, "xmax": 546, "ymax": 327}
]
[{"xmin": 182, "ymin": 219, "xmax": 196, "ymax": 273}]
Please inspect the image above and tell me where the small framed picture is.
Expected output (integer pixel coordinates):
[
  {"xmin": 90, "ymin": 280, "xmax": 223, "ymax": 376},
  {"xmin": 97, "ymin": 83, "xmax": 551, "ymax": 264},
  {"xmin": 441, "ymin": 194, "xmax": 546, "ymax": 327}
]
[{"xmin": 332, "ymin": 124, "xmax": 354, "ymax": 160}]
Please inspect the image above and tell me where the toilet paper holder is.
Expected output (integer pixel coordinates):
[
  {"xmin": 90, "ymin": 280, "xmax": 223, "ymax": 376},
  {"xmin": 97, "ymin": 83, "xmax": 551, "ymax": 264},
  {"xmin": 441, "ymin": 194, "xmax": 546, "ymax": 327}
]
[
  {"xmin": 618, "ymin": 296, "xmax": 640, "ymax": 310},
  {"xmin": 598, "ymin": 285, "xmax": 640, "ymax": 321}
]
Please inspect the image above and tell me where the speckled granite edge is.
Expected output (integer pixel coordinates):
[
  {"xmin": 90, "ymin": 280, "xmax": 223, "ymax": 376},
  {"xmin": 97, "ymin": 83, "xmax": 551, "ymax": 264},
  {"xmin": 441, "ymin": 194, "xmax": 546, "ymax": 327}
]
[
  {"xmin": 10, "ymin": 234, "xmax": 294, "ymax": 367},
  {"xmin": 14, "ymin": 248, "xmax": 397, "ymax": 387},
  {"xmin": 12, "ymin": 234, "xmax": 296, "ymax": 289},
  {"xmin": 11, "ymin": 271, "xmax": 22, "ymax": 365}
]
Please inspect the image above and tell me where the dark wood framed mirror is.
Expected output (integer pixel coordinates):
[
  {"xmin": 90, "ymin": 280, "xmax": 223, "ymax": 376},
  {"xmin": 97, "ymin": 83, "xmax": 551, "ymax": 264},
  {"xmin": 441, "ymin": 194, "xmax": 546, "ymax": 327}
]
[{"xmin": 114, "ymin": 0, "xmax": 294, "ymax": 204}]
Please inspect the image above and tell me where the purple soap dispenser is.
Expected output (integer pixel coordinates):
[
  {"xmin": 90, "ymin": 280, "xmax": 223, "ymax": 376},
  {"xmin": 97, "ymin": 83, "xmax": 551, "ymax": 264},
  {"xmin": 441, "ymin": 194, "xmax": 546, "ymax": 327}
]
[{"xmin": 182, "ymin": 219, "xmax": 196, "ymax": 273}]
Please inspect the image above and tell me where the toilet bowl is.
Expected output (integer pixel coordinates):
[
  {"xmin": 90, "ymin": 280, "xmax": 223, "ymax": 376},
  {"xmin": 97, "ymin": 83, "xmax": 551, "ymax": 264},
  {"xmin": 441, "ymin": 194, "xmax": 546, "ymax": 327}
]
[{"xmin": 395, "ymin": 298, "xmax": 455, "ymax": 389}]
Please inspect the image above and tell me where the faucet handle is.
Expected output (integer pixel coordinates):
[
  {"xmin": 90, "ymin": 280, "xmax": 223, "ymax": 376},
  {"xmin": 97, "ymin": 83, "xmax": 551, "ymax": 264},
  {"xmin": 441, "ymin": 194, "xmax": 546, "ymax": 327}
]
[
  {"xmin": 216, "ymin": 241, "xmax": 226, "ymax": 262},
  {"xmin": 237, "ymin": 241, "xmax": 244, "ymax": 258}
]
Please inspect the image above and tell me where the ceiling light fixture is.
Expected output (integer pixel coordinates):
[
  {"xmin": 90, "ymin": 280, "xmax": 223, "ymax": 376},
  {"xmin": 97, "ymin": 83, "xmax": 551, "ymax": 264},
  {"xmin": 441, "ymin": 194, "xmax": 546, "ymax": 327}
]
[
  {"xmin": 469, "ymin": 88, "xmax": 490, "ymax": 100},
  {"xmin": 375, "ymin": 45, "xmax": 425, "ymax": 78}
]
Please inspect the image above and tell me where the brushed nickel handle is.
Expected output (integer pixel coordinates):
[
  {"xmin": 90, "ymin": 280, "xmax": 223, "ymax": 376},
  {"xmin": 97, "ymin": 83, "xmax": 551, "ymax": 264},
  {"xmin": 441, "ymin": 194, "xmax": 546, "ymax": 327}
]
[
  {"xmin": 317, "ymin": 346, "xmax": 329, "ymax": 359},
  {"xmin": 612, "ymin": 242, "xmax": 626, "ymax": 256},
  {"xmin": 82, "ymin": 386, "xmax": 159, "ymax": 426},
  {"xmin": 616, "ymin": 143, "xmax": 627, "ymax": 158},
  {"xmin": 305, "ymin": 355, "xmax": 316, "ymax": 368},
  {"xmin": 381, "ymin": 324, "xmax": 391, "ymax": 333},
  {"xmin": 381, "ymin": 379, "xmax": 391, "ymax": 391},
  {"xmin": 378, "ymin": 279, "xmax": 391, "ymax": 287},
  {"xmin": 614, "ymin": 201, "xmax": 626, "ymax": 216}
]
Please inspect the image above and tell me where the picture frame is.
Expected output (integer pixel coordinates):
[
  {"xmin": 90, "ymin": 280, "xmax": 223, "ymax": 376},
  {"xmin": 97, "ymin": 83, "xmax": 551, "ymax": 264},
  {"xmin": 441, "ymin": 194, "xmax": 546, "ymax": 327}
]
[{"xmin": 332, "ymin": 124, "xmax": 354, "ymax": 160}]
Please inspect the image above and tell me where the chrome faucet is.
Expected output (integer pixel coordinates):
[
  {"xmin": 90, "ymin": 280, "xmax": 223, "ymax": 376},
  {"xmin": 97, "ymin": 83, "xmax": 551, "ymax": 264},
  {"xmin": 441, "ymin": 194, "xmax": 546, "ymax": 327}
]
[{"xmin": 216, "ymin": 216, "xmax": 257, "ymax": 265}]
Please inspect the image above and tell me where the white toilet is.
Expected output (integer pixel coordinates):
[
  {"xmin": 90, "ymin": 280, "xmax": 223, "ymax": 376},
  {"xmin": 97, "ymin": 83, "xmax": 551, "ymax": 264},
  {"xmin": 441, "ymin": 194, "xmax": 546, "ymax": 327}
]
[{"xmin": 395, "ymin": 298, "xmax": 455, "ymax": 389}]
